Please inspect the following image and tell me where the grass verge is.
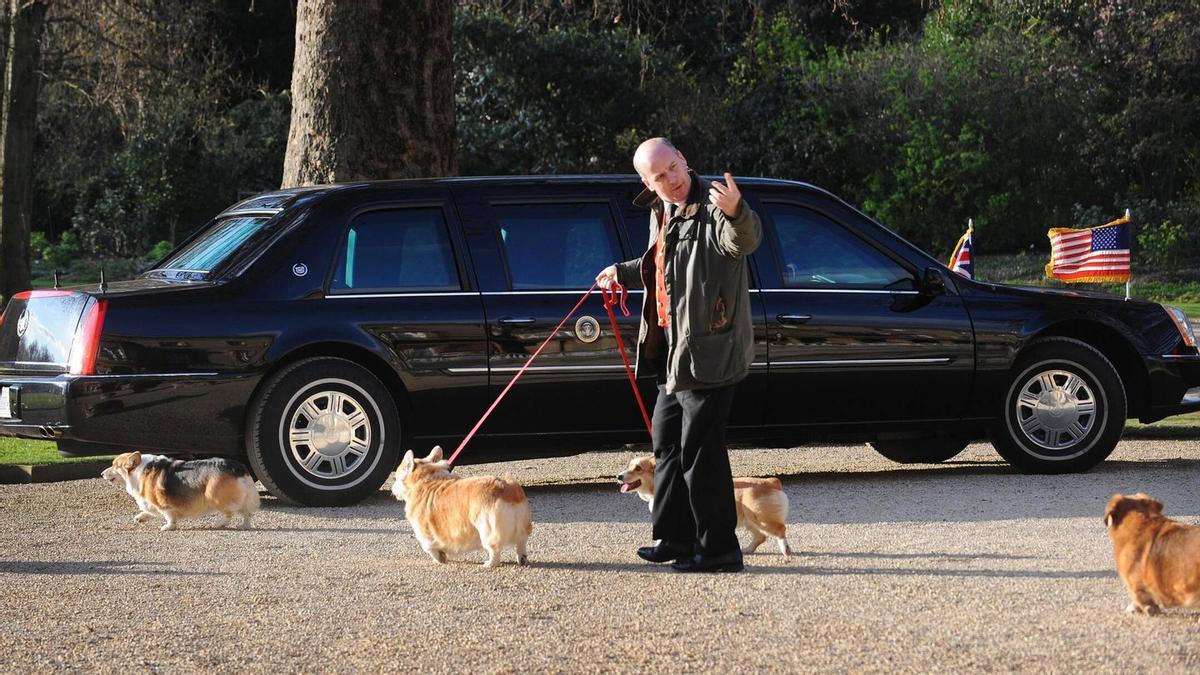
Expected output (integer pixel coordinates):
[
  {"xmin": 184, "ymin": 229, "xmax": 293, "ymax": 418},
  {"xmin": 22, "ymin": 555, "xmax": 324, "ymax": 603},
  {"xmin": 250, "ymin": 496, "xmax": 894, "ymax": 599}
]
[{"xmin": 0, "ymin": 437, "xmax": 113, "ymax": 465}]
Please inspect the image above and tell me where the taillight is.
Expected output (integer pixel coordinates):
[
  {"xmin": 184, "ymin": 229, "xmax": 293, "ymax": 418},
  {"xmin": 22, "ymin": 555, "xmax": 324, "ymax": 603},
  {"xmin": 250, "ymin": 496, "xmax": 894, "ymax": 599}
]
[{"xmin": 68, "ymin": 299, "xmax": 107, "ymax": 375}]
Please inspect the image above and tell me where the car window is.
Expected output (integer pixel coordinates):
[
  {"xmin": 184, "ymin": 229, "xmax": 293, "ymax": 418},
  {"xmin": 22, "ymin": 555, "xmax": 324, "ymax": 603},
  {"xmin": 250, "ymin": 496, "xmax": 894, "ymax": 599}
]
[
  {"xmin": 329, "ymin": 208, "xmax": 460, "ymax": 292},
  {"xmin": 765, "ymin": 203, "xmax": 913, "ymax": 290},
  {"xmin": 494, "ymin": 203, "xmax": 623, "ymax": 290},
  {"xmin": 148, "ymin": 215, "xmax": 272, "ymax": 280}
]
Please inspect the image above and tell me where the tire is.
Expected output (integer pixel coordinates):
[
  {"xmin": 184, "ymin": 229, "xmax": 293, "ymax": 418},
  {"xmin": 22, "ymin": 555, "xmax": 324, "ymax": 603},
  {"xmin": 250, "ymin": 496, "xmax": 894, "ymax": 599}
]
[
  {"xmin": 869, "ymin": 438, "xmax": 969, "ymax": 464},
  {"xmin": 246, "ymin": 357, "xmax": 401, "ymax": 506},
  {"xmin": 989, "ymin": 337, "xmax": 1126, "ymax": 473}
]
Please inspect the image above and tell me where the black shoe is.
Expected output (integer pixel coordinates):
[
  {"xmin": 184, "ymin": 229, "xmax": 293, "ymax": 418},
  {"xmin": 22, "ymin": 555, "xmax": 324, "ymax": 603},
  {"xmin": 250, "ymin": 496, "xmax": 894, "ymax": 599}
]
[
  {"xmin": 636, "ymin": 541, "xmax": 692, "ymax": 563},
  {"xmin": 671, "ymin": 549, "xmax": 744, "ymax": 573}
]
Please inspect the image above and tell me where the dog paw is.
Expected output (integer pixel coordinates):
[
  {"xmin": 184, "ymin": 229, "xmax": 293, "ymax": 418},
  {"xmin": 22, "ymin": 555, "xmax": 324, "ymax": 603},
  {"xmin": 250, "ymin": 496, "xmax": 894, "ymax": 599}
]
[
  {"xmin": 518, "ymin": 555, "xmax": 529, "ymax": 566},
  {"xmin": 134, "ymin": 512, "xmax": 152, "ymax": 524},
  {"xmin": 159, "ymin": 523, "xmax": 176, "ymax": 531}
]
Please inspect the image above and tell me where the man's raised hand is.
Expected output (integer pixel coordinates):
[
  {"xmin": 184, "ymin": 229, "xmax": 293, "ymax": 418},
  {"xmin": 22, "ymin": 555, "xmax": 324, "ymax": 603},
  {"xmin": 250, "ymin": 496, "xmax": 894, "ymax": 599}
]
[{"xmin": 709, "ymin": 173, "xmax": 742, "ymax": 218}]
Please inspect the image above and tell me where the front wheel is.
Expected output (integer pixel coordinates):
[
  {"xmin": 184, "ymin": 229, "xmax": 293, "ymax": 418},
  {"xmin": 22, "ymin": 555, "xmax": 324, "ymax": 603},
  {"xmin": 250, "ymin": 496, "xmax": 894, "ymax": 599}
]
[
  {"xmin": 989, "ymin": 338, "xmax": 1126, "ymax": 473},
  {"xmin": 246, "ymin": 357, "xmax": 401, "ymax": 506}
]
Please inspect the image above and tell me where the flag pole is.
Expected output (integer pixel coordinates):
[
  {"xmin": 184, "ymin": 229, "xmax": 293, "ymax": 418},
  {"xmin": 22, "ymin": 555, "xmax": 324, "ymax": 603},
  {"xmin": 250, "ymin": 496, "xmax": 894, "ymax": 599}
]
[{"xmin": 1124, "ymin": 208, "xmax": 1132, "ymax": 301}]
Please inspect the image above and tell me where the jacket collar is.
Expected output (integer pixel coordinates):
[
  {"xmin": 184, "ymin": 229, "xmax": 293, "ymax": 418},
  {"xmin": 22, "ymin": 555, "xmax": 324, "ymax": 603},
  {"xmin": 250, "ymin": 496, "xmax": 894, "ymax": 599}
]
[{"xmin": 633, "ymin": 170, "xmax": 703, "ymax": 219}]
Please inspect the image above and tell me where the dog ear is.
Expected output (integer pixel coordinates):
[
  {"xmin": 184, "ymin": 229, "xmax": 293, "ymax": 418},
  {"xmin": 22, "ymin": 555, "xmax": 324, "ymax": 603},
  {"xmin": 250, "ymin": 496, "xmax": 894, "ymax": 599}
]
[
  {"xmin": 1129, "ymin": 492, "xmax": 1165, "ymax": 515},
  {"xmin": 121, "ymin": 452, "xmax": 142, "ymax": 471},
  {"xmin": 425, "ymin": 446, "xmax": 443, "ymax": 462},
  {"xmin": 1105, "ymin": 494, "xmax": 1142, "ymax": 529},
  {"xmin": 398, "ymin": 450, "xmax": 414, "ymax": 475}
]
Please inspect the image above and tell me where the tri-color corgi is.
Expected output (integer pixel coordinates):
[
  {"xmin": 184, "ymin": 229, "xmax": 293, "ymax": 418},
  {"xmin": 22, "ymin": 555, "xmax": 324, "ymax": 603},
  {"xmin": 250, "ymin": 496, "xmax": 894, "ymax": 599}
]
[
  {"xmin": 391, "ymin": 446, "xmax": 532, "ymax": 568},
  {"xmin": 617, "ymin": 455, "xmax": 792, "ymax": 557},
  {"xmin": 101, "ymin": 452, "xmax": 260, "ymax": 531}
]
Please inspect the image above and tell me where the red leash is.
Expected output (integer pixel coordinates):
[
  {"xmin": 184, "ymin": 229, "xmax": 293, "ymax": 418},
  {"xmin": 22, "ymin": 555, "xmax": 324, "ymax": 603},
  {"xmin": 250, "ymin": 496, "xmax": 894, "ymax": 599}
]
[
  {"xmin": 446, "ymin": 282, "xmax": 653, "ymax": 466},
  {"xmin": 601, "ymin": 283, "xmax": 654, "ymax": 440}
]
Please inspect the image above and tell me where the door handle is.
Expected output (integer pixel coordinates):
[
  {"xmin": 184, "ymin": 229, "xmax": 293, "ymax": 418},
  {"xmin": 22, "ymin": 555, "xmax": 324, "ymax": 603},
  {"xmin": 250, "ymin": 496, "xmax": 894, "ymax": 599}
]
[
  {"xmin": 776, "ymin": 314, "xmax": 812, "ymax": 326},
  {"xmin": 497, "ymin": 317, "xmax": 536, "ymax": 327}
]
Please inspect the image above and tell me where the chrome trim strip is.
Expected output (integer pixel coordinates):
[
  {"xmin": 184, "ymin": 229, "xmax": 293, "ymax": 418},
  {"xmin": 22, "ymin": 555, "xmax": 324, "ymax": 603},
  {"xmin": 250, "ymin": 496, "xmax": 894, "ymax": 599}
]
[
  {"xmin": 1183, "ymin": 386, "xmax": 1200, "ymax": 405},
  {"xmin": 480, "ymin": 290, "xmax": 644, "ymax": 296},
  {"xmin": 769, "ymin": 357, "xmax": 952, "ymax": 367},
  {"xmin": 756, "ymin": 288, "xmax": 920, "ymax": 295},
  {"xmin": 446, "ymin": 364, "xmax": 628, "ymax": 374},
  {"xmin": 79, "ymin": 372, "xmax": 223, "ymax": 380},
  {"xmin": 1160, "ymin": 354, "xmax": 1200, "ymax": 360},
  {"xmin": 220, "ymin": 208, "xmax": 282, "ymax": 218},
  {"xmin": 328, "ymin": 291, "xmax": 480, "ymax": 299}
]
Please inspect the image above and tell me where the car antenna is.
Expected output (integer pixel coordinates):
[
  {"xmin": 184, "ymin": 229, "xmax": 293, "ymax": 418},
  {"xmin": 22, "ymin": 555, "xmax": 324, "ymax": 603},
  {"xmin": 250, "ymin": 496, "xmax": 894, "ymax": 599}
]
[
  {"xmin": 98, "ymin": 265, "xmax": 107, "ymax": 293},
  {"xmin": 52, "ymin": 270, "xmax": 60, "ymax": 289}
]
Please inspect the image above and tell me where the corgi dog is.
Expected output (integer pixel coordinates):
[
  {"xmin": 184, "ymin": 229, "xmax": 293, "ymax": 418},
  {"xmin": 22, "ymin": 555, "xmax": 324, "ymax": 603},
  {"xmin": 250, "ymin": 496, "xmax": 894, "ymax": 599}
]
[
  {"xmin": 617, "ymin": 455, "xmax": 792, "ymax": 557},
  {"xmin": 101, "ymin": 452, "xmax": 259, "ymax": 531},
  {"xmin": 391, "ymin": 446, "xmax": 532, "ymax": 568},
  {"xmin": 1105, "ymin": 493, "xmax": 1200, "ymax": 615}
]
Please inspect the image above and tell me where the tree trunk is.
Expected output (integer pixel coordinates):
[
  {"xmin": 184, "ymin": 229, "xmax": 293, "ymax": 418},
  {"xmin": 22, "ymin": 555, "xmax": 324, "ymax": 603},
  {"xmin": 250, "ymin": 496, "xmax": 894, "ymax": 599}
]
[
  {"xmin": 0, "ymin": 0, "xmax": 46, "ymax": 298},
  {"xmin": 282, "ymin": 0, "xmax": 455, "ymax": 188}
]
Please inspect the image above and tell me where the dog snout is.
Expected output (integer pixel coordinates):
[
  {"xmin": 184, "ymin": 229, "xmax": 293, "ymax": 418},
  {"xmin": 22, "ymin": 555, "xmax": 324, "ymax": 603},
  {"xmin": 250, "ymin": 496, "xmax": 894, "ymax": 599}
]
[{"xmin": 616, "ymin": 472, "xmax": 626, "ymax": 482}]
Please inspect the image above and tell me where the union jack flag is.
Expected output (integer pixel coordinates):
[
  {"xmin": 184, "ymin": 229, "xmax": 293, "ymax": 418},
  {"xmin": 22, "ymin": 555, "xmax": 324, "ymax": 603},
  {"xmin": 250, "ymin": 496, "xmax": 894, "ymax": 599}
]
[
  {"xmin": 1045, "ymin": 217, "xmax": 1131, "ymax": 283},
  {"xmin": 947, "ymin": 227, "xmax": 973, "ymax": 278}
]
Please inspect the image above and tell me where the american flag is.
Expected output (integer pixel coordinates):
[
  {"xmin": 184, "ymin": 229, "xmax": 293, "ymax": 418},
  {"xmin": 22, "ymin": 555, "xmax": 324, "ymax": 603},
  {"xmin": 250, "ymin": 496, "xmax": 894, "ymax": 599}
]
[
  {"xmin": 947, "ymin": 228, "xmax": 973, "ymax": 278},
  {"xmin": 1045, "ymin": 217, "xmax": 1131, "ymax": 283}
]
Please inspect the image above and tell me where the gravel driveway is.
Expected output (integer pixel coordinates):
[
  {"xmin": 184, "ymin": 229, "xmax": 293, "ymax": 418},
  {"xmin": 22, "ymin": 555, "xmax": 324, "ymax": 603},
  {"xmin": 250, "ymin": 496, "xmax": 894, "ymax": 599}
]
[{"xmin": 2, "ymin": 439, "xmax": 1199, "ymax": 673}]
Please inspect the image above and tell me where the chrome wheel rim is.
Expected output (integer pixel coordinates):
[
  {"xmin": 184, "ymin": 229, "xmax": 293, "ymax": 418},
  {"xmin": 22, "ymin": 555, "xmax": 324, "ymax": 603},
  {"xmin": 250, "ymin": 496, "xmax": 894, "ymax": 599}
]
[
  {"xmin": 287, "ymin": 386, "xmax": 372, "ymax": 480},
  {"xmin": 1014, "ymin": 368, "xmax": 1098, "ymax": 451}
]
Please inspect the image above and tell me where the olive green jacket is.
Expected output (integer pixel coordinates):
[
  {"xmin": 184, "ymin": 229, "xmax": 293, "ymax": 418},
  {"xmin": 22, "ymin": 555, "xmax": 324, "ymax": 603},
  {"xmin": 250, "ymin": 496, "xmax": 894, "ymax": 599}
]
[{"xmin": 614, "ymin": 172, "xmax": 762, "ymax": 393}]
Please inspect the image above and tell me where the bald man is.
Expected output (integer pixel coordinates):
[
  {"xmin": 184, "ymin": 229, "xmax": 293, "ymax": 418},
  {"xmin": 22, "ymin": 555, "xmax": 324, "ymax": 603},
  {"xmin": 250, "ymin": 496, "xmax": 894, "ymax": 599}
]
[{"xmin": 597, "ymin": 138, "xmax": 762, "ymax": 573}]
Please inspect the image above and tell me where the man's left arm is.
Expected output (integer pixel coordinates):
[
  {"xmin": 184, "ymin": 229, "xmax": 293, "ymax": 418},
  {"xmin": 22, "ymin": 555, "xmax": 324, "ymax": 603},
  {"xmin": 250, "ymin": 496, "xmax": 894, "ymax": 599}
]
[{"xmin": 708, "ymin": 173, "xmax": 762, "ymax": 257}]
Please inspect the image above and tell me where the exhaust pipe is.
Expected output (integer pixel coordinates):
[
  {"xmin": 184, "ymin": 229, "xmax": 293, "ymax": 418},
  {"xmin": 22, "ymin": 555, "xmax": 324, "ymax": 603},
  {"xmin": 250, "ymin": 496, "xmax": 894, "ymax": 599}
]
[{"xmin": 38, "ymin": 425, "xmax": 63, "ymax": 439}]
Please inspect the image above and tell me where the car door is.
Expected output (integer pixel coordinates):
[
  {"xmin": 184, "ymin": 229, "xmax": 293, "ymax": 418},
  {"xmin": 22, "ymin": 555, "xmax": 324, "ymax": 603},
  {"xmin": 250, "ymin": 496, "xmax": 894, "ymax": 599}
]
[
  {"xmin": 456, "ymin": 186, "xmax": 651, "ymax": 439},
  {"xmin": 754, "ymin": 197, "xmax": 975, "ymax": 426},
  {"xmin": 324, "ymin": 195, "xmax": 492, "ymax": 441}
]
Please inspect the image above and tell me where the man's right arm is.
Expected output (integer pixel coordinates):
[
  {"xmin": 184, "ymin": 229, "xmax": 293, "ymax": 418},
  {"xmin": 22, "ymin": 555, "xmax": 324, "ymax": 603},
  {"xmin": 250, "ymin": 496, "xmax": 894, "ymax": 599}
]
[{"xmin": 597, "ymin": 258, "xmax": 644, "ymax": 290}]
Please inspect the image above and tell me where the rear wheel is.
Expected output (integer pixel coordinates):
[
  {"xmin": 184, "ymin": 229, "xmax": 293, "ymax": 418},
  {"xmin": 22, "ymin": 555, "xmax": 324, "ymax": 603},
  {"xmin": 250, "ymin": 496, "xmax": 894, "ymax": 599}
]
[
  {"xmin": 869, "ymin": 438, "xmax": 969, "ymax": 464},
  {"xmin": 247, "ymin": 357, "xmax": 401, "ymax": 506},
  {"xmin": 989, "ymin": 338, "xmax": 1125, "ymax": 473}
]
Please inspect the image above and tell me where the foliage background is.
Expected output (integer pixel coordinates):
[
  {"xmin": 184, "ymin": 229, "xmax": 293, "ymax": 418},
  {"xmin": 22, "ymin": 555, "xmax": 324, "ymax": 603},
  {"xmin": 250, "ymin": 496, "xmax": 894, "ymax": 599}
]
[{"xmin": 29, "ymin": 0, "xmax": 1200, "ymax": 271}]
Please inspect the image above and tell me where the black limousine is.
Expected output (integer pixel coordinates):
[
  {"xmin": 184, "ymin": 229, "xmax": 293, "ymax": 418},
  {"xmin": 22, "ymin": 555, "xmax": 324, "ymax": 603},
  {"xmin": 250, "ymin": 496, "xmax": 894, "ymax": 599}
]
[{"xmin": 0, "ymin": 176, "xmax": 1197, "ymax": 505}]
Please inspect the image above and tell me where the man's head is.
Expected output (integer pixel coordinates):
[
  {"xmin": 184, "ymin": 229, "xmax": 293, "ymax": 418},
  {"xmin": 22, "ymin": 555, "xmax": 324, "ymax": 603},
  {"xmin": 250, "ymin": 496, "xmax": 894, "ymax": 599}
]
[{"xmin": 633, "ymin": 137, "xmax": 692, "ymax": 205}]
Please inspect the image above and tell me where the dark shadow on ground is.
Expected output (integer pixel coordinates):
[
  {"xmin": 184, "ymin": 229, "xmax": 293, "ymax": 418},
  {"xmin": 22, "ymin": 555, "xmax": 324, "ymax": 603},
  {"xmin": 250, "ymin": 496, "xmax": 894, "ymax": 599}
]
[{"xmin": 0, "ymin": 560, "xmax": 229, "ymax": 576}]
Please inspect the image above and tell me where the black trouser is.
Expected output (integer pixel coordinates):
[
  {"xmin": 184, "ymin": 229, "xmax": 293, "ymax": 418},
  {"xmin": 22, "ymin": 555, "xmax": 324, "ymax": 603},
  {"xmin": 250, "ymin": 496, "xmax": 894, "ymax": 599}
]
[{"xmin": 650, "ymin": 383, "xmax": 739, "ymax": 556}]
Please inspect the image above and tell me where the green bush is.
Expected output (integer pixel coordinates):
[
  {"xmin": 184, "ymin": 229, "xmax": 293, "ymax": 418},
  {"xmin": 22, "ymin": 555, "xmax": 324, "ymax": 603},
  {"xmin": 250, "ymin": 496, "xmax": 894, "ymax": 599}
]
[
  {"xmin": 1137, "ymin": 221, "xmax": 1187, "ymax": 268},
  {"xmin": 40, "ymin": 230, "xmax": 83, "ymax": 270},
  {"xmin": 148, "ymin": 240, "xmax": 174, "ymax": 261}
]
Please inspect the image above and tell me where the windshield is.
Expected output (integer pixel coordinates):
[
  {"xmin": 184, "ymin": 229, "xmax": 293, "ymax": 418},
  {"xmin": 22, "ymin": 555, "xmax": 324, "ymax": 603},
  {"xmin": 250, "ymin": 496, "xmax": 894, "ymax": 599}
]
[{"xmin": 145, "ymin": 216, "xmax": 272, "ymax": 280}]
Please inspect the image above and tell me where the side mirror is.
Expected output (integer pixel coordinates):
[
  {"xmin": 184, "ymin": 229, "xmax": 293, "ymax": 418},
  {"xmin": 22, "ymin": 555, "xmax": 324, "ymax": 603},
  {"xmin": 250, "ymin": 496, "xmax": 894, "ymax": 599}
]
[{"xmin": 921, "ymin": 267, "xmax": 946, "ymax": 295}]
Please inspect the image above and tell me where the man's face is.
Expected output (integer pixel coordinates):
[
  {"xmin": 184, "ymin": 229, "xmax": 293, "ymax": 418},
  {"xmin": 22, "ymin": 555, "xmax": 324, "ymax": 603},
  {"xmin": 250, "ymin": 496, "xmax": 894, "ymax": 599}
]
[{"xmin": 638, "ymin": 148, "xmax": 691, "ymax": 205}]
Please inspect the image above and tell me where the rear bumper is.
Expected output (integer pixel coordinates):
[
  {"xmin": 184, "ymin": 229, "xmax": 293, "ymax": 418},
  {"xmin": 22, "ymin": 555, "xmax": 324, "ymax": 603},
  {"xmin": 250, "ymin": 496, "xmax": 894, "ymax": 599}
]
[
  {"xmin": 1140, "ymin": 354, "xmax": 1200, "ymax": 423},
  {"xmin": 0, "ymin": 372, "xmax": 259, "ymax": 455}
]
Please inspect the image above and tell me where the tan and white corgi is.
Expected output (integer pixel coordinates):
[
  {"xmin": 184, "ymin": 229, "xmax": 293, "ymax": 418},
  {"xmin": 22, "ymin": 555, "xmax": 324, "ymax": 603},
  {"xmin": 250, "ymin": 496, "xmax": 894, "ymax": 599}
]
[
  {"xmin": 101, "ymin": 452, "xmax": 260, "ymax": 531},
  {"xmin": 1105, "ymin": 493, "xmax": 1200, "ymax": 614},
  {"xmin": 391, "ymin": 446, "xmax": 532, "ymax": 568},
  {"xmin": 617, "ymin": 455, "xmax": 792, "ymax": 557}
]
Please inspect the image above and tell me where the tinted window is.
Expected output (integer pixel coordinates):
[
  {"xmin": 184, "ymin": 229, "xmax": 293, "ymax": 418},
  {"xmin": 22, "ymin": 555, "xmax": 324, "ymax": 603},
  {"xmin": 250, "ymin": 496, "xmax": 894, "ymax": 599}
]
[
  {"xmin": 330, "ymin": 208, "xmax": 459, "ymax": 292},
  {"xmin": 150, "ymin": 216, "xmax": 271, "ymax": 280},
  {"xmin": 766, "ymin": 203, "xmax": 913, "ymax": 289},
  {"xmin": 495, "ymin": 203, "xmax": 623, "ymax": 290}
]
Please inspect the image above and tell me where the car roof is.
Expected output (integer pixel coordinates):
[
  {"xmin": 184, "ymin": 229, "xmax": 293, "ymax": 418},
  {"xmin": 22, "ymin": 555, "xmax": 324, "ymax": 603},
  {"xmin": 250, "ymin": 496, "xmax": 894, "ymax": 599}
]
[{"xmin": 220, "ymin": 174, "xmax": 840, "ymax": 217}]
